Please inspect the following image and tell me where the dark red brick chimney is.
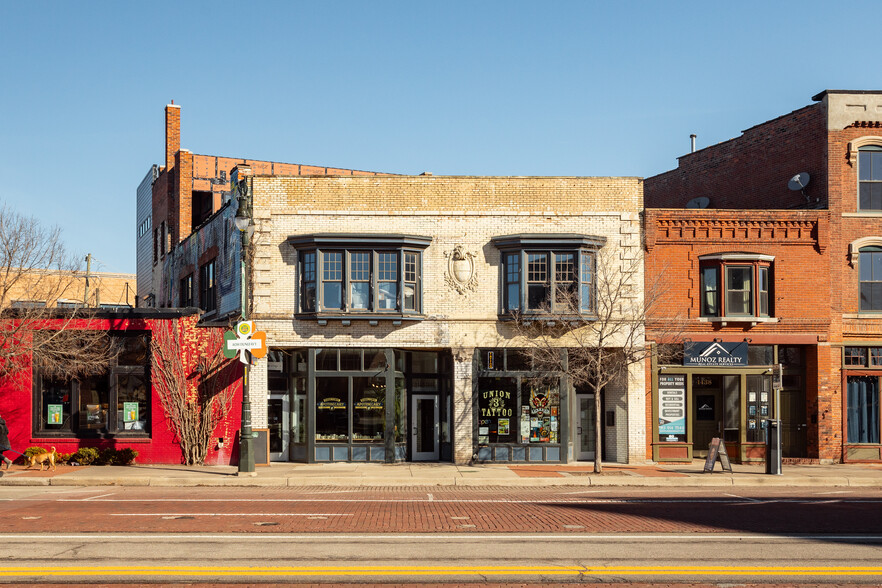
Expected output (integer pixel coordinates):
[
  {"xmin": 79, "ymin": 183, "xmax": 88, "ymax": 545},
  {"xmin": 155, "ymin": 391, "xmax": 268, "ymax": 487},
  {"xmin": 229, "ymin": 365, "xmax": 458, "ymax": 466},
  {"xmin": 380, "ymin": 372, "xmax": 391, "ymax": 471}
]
[{"xmin": 165, "ymin": 103, "xmax": 181, "ymax": 171}]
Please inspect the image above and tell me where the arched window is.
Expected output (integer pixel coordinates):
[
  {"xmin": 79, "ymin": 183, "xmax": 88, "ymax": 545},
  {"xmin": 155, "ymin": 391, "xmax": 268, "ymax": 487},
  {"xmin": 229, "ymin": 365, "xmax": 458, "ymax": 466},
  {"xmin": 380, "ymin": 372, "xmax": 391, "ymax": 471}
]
[
  {"xmin": 860, "ymin": 245, "xmax": 882, "ymax": 311},
  {"xmin": 859, "ymin": 145, "xmax": 882, "ymax": 210}
]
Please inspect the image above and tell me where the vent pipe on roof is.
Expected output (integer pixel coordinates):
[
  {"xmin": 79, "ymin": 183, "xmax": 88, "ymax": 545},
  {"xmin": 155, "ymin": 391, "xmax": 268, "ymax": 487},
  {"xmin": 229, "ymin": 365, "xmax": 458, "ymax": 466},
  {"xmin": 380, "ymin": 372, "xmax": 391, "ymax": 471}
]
[{"xmin": 690, "ymin": 134, "xmax": 697, "ymax": 153}]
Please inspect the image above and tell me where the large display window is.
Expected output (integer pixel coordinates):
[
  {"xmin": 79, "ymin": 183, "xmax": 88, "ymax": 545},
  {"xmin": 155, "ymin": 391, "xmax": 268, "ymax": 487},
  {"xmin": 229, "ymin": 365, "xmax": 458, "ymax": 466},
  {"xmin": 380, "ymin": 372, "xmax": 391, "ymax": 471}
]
[
  {"xmin": 477, "ymin": 374, "xmax": 560, "ymax": 445},
  {"xmin": 34, "ymin": 332, "xmax": 150, "ymax": 438},
  {"xmin": 316, "ymin": 377, "xmax": 348, "ymax": 442}
]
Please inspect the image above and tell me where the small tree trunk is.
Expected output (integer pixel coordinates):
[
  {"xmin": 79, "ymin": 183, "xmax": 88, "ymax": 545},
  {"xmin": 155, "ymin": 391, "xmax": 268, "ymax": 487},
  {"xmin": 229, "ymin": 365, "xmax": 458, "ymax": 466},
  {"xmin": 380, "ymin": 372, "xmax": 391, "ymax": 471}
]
[{"xmin": 593, "ymin": 386, "xmax": 603, "ymax": 474}]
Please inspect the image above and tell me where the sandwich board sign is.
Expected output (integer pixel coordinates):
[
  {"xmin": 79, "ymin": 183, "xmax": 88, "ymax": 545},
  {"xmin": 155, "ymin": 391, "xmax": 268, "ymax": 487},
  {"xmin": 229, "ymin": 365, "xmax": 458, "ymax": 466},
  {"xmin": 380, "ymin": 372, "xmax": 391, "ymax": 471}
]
[{"xmin": 703, "ymin": 437, "xmax": 733, "ymax": 473}]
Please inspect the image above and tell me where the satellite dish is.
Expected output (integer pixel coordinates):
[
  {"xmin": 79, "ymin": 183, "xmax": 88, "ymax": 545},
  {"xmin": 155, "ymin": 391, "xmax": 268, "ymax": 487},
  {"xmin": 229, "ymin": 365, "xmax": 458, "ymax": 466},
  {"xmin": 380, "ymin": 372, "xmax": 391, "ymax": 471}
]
[
  {"xmin": 788, "ymin": 172, "xmax": 810, "ymax": 191},
  {"xmin": 686, "ymin": 196, "xmax": 710, "ymax": 209}
]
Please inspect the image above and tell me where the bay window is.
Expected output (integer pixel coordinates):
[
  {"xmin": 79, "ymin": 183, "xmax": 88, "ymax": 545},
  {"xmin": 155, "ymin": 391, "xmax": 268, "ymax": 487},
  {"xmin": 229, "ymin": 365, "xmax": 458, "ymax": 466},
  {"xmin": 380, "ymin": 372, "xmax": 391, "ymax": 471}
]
[
  {"xmin": 289, "ymin": 234, "xmax": 431, "ymax": 318},
  {"xmin": 492, "ymin": 234, "xmax": 605, "ymax": 315},
  {"xmin": 699, "ymin": 253, "xmax": 773, "ymax": 320}
]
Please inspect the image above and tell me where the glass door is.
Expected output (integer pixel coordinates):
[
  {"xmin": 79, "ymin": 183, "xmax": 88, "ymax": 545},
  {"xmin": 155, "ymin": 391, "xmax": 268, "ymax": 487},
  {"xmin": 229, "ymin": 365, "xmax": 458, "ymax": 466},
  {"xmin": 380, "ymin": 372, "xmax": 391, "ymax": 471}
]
[
  {"xmin": 268, "ymin": 394, "xmax": 289, "ymax": 461},
  {"xmin": 577, "ymin": 394, "xmax": 596, "ymax": 461},
  {"xmin": 411, "ymin": 394, "xmax": 439, "ymax": 461}
]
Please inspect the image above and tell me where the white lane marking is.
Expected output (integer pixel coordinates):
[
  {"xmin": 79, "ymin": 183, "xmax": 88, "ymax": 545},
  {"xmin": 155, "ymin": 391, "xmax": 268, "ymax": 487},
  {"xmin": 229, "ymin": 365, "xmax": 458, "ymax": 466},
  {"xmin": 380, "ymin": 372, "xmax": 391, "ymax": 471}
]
[
  {"xmin": 0, "ymin": 533, "xmax": 881, "ymax": 542},
  {"xmin": 427, "ymin": 493, "xmax": 434, "ymax": 501},
  {"xmin": 109, "ymin": 513, "xmax": 354, "ymax": 517},
  {"xmin": 815, "ymin": 490, "xmax": 853, "ymax": 495},
  {"xmin": 83, "ymin": 493, "xmax": 116, "ymax": 501}
]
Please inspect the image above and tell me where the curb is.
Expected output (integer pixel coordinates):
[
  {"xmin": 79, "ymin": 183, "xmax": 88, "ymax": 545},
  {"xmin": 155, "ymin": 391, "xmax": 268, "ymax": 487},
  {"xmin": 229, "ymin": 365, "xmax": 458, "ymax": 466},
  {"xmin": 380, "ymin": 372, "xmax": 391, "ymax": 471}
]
[{"xmin": 1, "ymin": 474, "xmax": 881, "ymax": 488}]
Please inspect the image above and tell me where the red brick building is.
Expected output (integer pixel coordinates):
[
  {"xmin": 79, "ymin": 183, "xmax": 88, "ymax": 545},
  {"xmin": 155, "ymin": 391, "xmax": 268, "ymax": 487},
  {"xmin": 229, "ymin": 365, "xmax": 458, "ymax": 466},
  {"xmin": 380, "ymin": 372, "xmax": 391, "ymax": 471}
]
[
  {"xmin": 645, "ymin": 90, "xmax": 882, "ymax": 464},
  {"xmin": 138, "ymin": 103, "xmax": 386, "ymax": 313},
  {"xmin": 0, "ymin": 310, "xmax": 241, "ymax": 465}
]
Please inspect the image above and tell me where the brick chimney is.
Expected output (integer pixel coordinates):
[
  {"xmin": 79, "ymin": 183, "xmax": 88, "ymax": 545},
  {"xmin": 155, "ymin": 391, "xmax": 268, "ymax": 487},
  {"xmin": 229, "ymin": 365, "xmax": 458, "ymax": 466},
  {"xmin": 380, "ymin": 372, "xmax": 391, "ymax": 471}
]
[{"xmin": 165, "ymin": 103, "xmax": 181, "ymax": 171}]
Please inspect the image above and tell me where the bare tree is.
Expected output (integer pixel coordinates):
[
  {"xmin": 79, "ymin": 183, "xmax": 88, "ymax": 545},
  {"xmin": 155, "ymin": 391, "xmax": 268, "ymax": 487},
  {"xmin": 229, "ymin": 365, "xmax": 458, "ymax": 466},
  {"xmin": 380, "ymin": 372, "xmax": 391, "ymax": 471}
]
[
  {"xmin": 0, "ymin": 204, "xmax": 120, "ymax": 380},
  {"xmin": 511, "ymin": 248, "xmax": 682, "ymax": 473},
  {"xmin": 151, "ymin": 318, "xmax": 236, "ymax": 465}
]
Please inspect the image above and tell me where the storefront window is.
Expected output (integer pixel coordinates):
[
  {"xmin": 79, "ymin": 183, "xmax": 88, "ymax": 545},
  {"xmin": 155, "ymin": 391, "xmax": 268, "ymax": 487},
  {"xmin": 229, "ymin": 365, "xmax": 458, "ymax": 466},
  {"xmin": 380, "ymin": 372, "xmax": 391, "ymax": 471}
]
[
  {"xmin": 723, "ymin": 375, "xmax": 740, "ymax": 443},
  {"xmin": 395, "ymin": 377, "xmax": 406, "ymax": 443},
  {"xmin": 316, "ymin": 349, "xmax": 338, "ymax": 370},
  {"xmin": 365, "ymin": 349, "xmax": 386, "ymax": 371},
  {"xmin": 352, "ymin": 377, "xmax": 385, "ymax": 442},
  {"xmin": 521, "ymin": 379, "xmax": 560, "ymax": 444},
  {"xmin": 38, "ymin": 379, "xmax": 72, "ymax": 433},
  {"xmin": 34, "ymin": 332, "xmax": 150, "ymax": 438},
  {"xmin": 340, "ymin": 349, "xmax": 361, "ymax": 371},
  {"xmin": 315, "ymin": 377, "xmax": 348, "ymax": 442},
  {"xmin": 411, "ymin": 352, "xmax": 438, "ymax": 373},
  {"xmin": 116, "ymin": 374, "xmax": 147, "ymax": 432},
  {"xmin": 293, "ymin": 377, "xmax": 306, "ymax": 444},
  {"xmin": 748, "ymin": 345, "xmax": 773, "ymax": 366},
  {"xmin": 477, "ymin": 377, "xmax": 517, "ymax": 444},
  {"xmin": 847, "ymin": 376, "xmax": 881, "ymax": 444},
  {"xmin": 746, "ymin": 374, "xmax": 771, "ymax": 442},
  {"xmin": 79, "ymin": 377, "xmax": 109, "ymax": 431}
]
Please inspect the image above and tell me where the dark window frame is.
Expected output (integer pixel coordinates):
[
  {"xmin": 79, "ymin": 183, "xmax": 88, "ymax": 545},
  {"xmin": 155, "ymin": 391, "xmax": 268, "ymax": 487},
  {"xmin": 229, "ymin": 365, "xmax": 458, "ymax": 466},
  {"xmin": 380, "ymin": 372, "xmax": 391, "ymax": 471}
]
[
  {"xmin": 179, "ymin": 273, "xmax": 194, "ymax": 308},
  {"xmin": 199, "ymin": 259, "xmax": 217, "ymax": 313},
  {"xmin": 492, "ymin": 234, "xmax": 604, "ymax": 317},
  {"xmin": 289, "ymin": 234, "xmax": 431, "ymax": 319},
  {"xmin": 32, "ymin": 332, "xmax": 151, "ymax": 439},
  {"xmin": 859, "ymin": 245, "xmax": 882, "ymax": 312},
  {"xmin": 859, "ymin": 145, "xmax": 882, "ymax": 211},
  {"xmin": 699, "ymin": 254, "xmax": 773, "ymax": 319}
]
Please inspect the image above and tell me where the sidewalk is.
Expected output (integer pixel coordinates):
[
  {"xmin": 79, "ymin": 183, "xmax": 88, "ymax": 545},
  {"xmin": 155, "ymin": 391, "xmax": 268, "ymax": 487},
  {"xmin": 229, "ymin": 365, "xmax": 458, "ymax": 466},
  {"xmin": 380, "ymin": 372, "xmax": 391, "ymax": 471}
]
[{"xmin": 2, "ymin": 460, "xmax": 882, "ymax": 487}]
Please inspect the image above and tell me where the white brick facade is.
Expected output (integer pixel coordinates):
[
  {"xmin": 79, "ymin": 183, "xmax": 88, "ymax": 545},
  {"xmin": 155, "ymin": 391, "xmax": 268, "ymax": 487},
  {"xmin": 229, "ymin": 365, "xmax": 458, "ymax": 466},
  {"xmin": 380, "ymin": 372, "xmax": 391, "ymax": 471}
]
[{"xmin": 244, "ymin": 175, "xmax": 645, "ymax": 464}]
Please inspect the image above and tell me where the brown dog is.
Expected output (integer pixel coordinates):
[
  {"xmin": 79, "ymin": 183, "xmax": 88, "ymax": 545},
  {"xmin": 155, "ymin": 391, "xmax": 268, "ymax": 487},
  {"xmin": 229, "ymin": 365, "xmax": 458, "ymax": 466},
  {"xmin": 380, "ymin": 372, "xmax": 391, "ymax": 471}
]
[{"xmin": 27, "ymin": 447, "xmax": 56, "ymax": 471}]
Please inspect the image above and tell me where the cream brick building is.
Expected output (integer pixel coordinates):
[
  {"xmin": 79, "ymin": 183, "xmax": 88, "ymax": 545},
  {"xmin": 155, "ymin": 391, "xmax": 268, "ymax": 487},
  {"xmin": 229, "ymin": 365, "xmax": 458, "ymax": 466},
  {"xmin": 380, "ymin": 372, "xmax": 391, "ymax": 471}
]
[{"xmin": 235, "ymin": 169, "xmax": 646, "ymax": 465}]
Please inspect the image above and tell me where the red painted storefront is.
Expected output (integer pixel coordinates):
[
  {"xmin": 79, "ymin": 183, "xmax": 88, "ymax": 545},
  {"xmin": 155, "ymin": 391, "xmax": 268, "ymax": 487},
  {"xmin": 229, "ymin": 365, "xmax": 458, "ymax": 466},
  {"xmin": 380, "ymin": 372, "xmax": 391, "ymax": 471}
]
[{"xmin": 0, "ymin": 310, "xmax": 242, "ymax": 465}]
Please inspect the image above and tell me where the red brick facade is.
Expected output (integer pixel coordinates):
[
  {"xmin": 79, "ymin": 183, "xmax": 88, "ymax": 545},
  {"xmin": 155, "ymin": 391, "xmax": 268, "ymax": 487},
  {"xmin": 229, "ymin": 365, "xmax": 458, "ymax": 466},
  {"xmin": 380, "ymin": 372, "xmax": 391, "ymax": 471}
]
[
  {"xmin": 645, "ymin": 90, "xmax": 882, "ymax": 464},
  {"xmin": 150, "ymin": 104, "xmax": 388, "ymax": 294},
  {"xmin": 644, "ymin": 209, "xmax": 831, "ymax": 463}
]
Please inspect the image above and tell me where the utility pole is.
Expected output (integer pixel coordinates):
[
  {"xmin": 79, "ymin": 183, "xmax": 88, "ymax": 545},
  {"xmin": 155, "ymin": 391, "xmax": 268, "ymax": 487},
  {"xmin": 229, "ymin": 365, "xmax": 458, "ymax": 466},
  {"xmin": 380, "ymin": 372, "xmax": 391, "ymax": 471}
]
[{"xmin": 84, "ymin": 253, "xmax": 92, "ymax": 306}]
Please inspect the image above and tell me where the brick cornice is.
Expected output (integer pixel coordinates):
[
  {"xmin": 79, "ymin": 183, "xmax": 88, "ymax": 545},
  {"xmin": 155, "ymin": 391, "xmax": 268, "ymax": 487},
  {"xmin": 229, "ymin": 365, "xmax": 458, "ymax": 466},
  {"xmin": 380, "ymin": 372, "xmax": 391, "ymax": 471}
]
[{"xmin": 645, "ymin": 210, "xmax": 829, "ymax": 251}]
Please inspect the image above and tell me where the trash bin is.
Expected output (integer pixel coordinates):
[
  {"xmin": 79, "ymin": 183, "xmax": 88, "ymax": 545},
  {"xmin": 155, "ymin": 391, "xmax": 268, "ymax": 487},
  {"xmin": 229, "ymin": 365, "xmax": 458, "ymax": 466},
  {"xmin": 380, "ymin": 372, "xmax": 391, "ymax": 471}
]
[{"xmin": 765, "ymin": 419, "xmax": 782, "ymax": 475}]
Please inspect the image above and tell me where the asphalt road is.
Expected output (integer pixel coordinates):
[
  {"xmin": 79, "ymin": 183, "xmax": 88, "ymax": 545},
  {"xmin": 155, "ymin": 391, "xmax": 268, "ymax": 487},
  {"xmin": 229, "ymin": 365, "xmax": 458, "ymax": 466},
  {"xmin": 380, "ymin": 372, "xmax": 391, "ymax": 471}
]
[{"xmin": 1, "ymin": 486, "xmax": 881, "ymax": 584}]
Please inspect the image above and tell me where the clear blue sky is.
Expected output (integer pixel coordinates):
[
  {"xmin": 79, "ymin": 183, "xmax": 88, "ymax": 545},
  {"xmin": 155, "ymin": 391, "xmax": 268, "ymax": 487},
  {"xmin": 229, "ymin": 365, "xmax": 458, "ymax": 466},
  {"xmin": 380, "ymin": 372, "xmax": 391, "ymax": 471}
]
[{"xmin": 1, "ymin": 1, "xmax": 880, "ymax": 274}]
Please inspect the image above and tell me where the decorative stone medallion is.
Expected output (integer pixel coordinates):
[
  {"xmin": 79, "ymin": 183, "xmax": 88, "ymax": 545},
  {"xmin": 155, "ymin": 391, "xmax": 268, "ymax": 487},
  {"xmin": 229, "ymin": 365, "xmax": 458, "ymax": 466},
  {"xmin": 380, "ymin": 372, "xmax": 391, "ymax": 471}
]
[{"xmin": 444, "ymin": 245, "xmax": 478, "ymax": 295}]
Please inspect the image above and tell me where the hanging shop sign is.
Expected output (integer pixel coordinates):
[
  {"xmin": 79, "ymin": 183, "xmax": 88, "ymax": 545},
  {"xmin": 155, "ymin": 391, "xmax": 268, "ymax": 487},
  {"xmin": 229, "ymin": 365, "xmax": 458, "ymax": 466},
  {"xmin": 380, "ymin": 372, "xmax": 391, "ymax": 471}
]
[
  {"xmin": 658, "ymin": 374, "xmax": 686, "ymax": 442},
  {"xmin": 683, "ymin": 341, "xmax": 748, "ymax": 367},
  {"xmin": 223, "ymin": 320, "xmax": 268, "ymax": 364}
]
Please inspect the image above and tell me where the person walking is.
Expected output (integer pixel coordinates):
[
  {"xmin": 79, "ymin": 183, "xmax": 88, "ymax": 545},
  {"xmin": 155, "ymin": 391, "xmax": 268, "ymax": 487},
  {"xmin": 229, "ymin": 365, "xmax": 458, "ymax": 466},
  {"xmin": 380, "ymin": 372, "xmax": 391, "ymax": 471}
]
[{"xmin": 0, "ymin": 413, "xmax": 13, "ymax": 469}]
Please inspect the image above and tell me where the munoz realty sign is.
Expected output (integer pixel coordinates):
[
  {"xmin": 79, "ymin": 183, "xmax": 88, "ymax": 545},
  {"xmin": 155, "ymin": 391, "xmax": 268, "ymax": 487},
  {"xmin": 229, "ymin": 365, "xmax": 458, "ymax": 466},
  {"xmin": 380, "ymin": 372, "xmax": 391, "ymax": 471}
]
[{"xmin": 683, "ymin": 341, "xmax": 748, "ymax": 367}]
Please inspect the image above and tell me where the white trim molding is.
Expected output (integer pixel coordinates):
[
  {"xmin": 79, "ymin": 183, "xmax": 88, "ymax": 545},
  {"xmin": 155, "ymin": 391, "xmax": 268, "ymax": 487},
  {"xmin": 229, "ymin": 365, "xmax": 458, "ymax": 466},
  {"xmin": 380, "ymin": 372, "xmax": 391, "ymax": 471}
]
[
  {"xmin": 847, "ymin": 136, "xmax": 882, "ymax": 166},
  {"xmin": 848, "ymin": 236, "xmax": 882, "ymax": 267}
]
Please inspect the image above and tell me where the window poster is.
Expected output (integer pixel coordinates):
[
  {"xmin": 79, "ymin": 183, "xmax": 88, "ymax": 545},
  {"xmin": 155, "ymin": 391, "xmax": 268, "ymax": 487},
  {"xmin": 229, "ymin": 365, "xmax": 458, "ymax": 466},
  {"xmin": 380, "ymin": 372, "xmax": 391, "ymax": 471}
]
[
  {"xmin": 47, "ymin": 404, "xmax": 62, "ymax": 425},
  {"xmin": 520, "ymin": 418, "xmax": 530, "ymax": 443},
  {"xmin": 658, "ymin": 374, "xmax": 686, "ymax": 442},
  {"xmin": 123, "ymin": 402, "xmax": 139, "ymax": 422},
  {"xmin": 477, "ymin": 377, "xmax": 517, "ymax": 443}
]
